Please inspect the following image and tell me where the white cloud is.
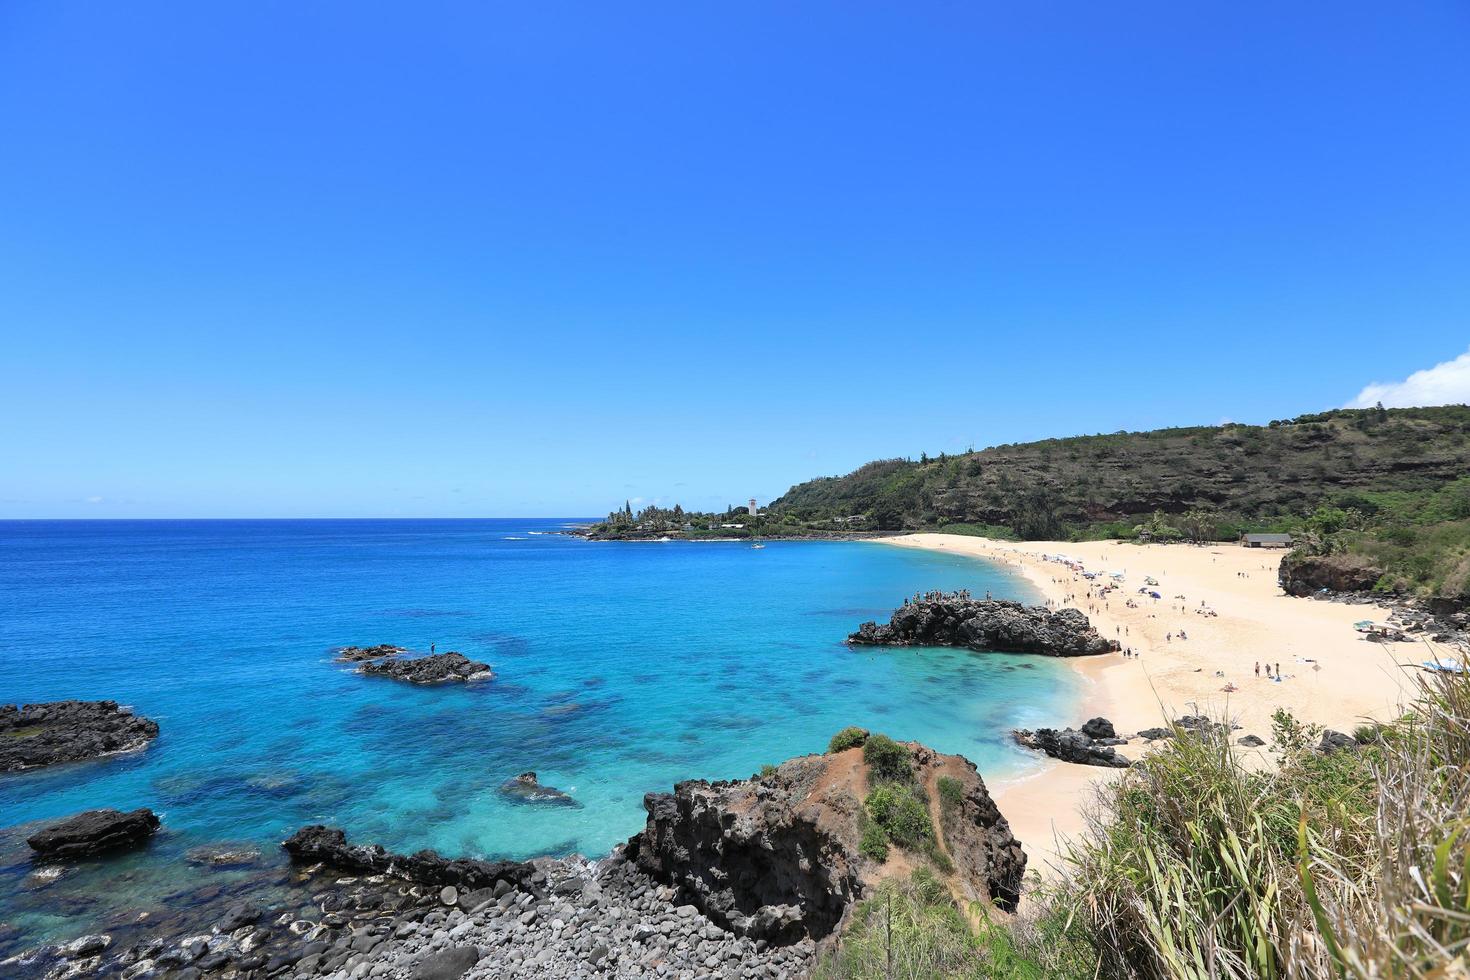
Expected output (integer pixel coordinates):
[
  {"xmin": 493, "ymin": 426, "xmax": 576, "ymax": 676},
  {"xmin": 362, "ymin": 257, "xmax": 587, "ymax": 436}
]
[
  {"xmin": 85, "ymin": 495, "xmax": 104, "ymax": 504},
  {"xmin": 1347, "ymin": 347, "xmax": 1470, "ymax": 409}
]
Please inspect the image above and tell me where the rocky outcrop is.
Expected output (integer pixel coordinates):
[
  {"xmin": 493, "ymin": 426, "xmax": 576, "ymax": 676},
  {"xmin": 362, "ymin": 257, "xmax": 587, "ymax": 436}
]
[
  {"xmin": 335, "ymin": 644, "xmax": 406, "ymax": 662},
  {"xmin": 1279, "ymin": 551, "xmax": 1385, "ymax": 597},
  {"xmin": 623, "ymin": 740, "xmax": 1025, "ymax": 944},
  {"xmin": 497, "ymin": 772, "xmax": 578, "ymax": 807},
  {"xmin": 282, "ymin": 826, "xmax": 536, "ymax": 894},
  {"xmin": 1318, "ymin": 730, "xmax": 1356, "ymax": 754},
  {"xmin": 1013, "ymin": 727, "xmax": 1130, "ymax": 768},
  {"xmin": 27, "ymin": 808, "xmax": 160, "ymax": 860},
  {"xmin": 358, "ymin": 652, "xmax": 491, "ymax": 684},
  {"xmin": 849, "ymin": 592, "xmax": 1118, "ymax": 657},
  {"xmin": 4, "ymin": 849, "xmax": 817, "ymax": 980},
  {"xmin": 0, "ymin": 700, "xmax": 159, "ymax": 773}
]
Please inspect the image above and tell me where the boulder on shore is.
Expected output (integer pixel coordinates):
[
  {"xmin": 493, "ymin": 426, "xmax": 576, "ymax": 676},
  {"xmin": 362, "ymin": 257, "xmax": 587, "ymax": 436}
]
[
  {"xmin": 27, "ymin": 808, "xmax": 161, "ymax": 860},
  {"xmin": 849, "ymin": 592, "xmax": 1118, "ymax": 657},
  {"xmin": 282, "ymin": 825, "xmax": 537, "ymax": 893},
  {"xmin": 1013, "ymin": 728, "xmax": 1130, "ymax": 768},
  {"xmin": 497, "ymin": 772, "xmax": 578, "ymax": 807},
  {"xmin": 1, "ymin": 700, "xmax": 159, "ymax": 773},
  {"xmin": 358, "ymin": 652, "xmax": 492, "ymax": 684},
  {"xmin": 624, "ymin": 739, "xmax": 1025, "ymax": 944}
]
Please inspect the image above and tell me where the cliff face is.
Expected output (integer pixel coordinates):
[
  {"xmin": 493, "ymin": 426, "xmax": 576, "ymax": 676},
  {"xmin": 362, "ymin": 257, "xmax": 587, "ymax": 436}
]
[
  {"xmin": 849, "ymin": 594, "xmax": 1118, "ymax": 657},
  {"xmin": 623, "ymin": 741, "xmax": 1025, "ymax": 945},
  {"xmin": 1278, "ymin": 551, "xmax": 1385, "ymax": 596}
]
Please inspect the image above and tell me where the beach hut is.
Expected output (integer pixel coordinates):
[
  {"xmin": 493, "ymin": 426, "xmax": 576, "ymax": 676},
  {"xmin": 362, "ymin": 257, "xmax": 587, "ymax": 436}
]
[{"xmin": 1241, "ymin": 533, "xmax": 1294, "ymax": 549}]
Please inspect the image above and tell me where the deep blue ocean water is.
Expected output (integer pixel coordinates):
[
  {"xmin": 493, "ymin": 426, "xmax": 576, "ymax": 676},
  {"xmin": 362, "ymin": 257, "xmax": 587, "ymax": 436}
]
[{"xmin": 0, "ymin": 519, "xmax": 1077, "ymax": 947}]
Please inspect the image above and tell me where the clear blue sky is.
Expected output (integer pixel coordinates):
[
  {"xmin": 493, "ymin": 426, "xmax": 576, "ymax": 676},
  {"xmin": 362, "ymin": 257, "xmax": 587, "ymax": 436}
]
[{"xmin": 3, "ymin": 2, "xmax": 1468, "ymax": 518}]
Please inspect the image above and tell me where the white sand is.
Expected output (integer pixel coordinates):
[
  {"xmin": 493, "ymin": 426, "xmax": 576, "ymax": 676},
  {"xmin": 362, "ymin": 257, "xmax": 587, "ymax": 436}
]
[{"xmin": 882, "ymin": 534, "xmax": 1430, "ymax": 875}]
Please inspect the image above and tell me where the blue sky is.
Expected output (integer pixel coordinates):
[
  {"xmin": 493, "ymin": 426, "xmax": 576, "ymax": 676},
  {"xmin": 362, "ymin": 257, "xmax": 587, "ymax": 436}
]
[{"xmin": 3, "ymin": 2, "xmax": 1468, "ymax": 518}]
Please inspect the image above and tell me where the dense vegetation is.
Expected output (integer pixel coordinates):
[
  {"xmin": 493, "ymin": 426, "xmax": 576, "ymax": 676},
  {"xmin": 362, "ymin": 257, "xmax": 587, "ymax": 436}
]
[
  {"xmin": 819, "ymin": 665, "xmax": 1470, "ymax": 978},
  {"xmin": 577, "ymin": 501, "xmax": 875, "ymax": 540},
  {"xmin": 582, "ymin": 405, "xmax": 1470, "ymax": 598},
  {"xmin": 772, "ymin": 405, "xmax": 1470, "ymax": 539}
]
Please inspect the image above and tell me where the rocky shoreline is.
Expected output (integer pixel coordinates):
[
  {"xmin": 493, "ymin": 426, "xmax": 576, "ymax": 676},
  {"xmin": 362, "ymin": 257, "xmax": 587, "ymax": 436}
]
[
  {"xmin": 849, "ymin": 591, "xmax": 1118, "ymax": 657},
  {"xmin": 3, "ymin": 736, "xmax": 1026, "ymax": 980},
  {"xmin": 1, "ymin": 701, "xmax": 160, "ymax": 773}
]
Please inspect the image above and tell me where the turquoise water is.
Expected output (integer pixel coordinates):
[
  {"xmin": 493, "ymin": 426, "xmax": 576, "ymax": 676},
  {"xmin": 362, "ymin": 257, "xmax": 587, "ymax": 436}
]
[{"xmin": 0, "ymin": 520, "xmax": 1076, "ymax": 942}]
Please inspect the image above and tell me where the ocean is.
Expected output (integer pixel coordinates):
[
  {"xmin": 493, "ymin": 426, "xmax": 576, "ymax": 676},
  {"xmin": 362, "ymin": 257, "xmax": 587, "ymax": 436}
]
[{"xmin": 0, "ymin": 519, "xmax": 1078, "ymax": 949}]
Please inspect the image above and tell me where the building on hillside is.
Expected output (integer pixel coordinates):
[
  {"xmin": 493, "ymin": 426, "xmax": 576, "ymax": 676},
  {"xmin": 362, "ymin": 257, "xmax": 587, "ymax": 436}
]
[
  {"xmin": 1241, "ymin": 532, "xmax": 1293, "ymax": 548},
  {"xmin": 748, "ymin": 498, "xmax": 758, "ymax": 516}
]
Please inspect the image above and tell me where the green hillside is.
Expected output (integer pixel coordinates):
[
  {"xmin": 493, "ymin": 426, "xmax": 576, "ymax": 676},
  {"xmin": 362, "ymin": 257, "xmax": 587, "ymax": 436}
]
[{"xmin": 771, "ymin": 406, "xmax": 1470, "ymax": 539}]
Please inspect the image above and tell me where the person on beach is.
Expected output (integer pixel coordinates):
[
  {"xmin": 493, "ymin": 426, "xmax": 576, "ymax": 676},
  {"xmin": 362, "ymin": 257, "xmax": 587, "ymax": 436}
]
[{"xmin": 1255, "ymin": 661, "xmax": 1260, "ymax": 677}]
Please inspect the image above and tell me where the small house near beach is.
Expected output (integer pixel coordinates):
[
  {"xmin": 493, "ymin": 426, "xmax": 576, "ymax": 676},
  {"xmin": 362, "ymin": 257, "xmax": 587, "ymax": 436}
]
[{"xmin": 1241, "ymin": 532, "xmax": 1293, "ymax": 548}]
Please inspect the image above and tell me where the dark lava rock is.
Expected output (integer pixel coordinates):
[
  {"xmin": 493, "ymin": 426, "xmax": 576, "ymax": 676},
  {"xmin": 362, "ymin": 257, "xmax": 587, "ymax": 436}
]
[
  {"xmin": 282, "ymin": 825, "xmax": 537, "ymax": 893},
  {"xmin": 849, "ymin": 592, "xmax": 1118, "ymax": 657},
  {"xmin": 1013, "ymin": 728, "xmax": 1130, "ymax": 768},
  {"xmin": 27, "ymin": 808, "xmax": 160, "ymax": 860},
  {"xmin": 496, "ymin": 771, "xmax": 578, "ymax": 807},
  {"xmin": 0, "ymin": 700, "xmax": 159, "ymax": 773},
  {"xmin": 1176, "ymin": 715, "xmax": 1240, "ymax": 734},
  {"xmin": 412, "ymin": 945, "xmax": 483, "ymax": 980},
  {"xmin": 1318, "ymin": 730, "xmax": 1356, "ymax": 754},
  {"xmin": 358, "ymin": 652, "xmax": 492, "ymax": 684},
  {"xmin": 625, "ymin": 740, "xmax": 1025, "ymax": 944},
  {"xmin": 1279, "ymin": 551, "xmax": 1385, "ymax": 597},
  {"xmin": 1080, "ymin": 717, "xmax": 1116, "ymax": 740},
  {"xmin": 215, "ymin": 902, "xmax": 261, "ymax": 932},
  {"xmin": 336, "ymin": 644, "xmax": 407, "ymax": 662},
  {"xmin": 1137, "ymin": 727, "xmax": 1174, "ymax": 741},
  {"xmin": 1237, "ymin": 734, "xmax": 1266, "ymax": 747}
]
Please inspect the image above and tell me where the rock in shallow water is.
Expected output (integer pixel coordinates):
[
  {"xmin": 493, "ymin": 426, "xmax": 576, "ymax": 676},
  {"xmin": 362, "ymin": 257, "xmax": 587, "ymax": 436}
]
[
  {"xmin": 358, "ymin": 652, "xmax": 492, "ymax": 684},
  {"xmin": 27, "ymin": 808, "xmax": 161, "ymax": 860},
  {"xmin": 849, "ymin": 592, "xmax": 1118, "ymax": 657},
  {"xmin": 1, "ymin": 700, "xmax": 159, "ymax": 773},
  {"xmin": 497, "ymin": 771, "xmax": 578, "ymax": 807}
]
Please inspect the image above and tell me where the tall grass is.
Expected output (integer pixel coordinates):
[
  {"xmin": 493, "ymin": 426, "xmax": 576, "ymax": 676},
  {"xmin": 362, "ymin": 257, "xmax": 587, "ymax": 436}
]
[
  {"xmin": 1047, "ymin": 664, "xmax": 1470, "ymax": 978},
  {"xmin": 816, "ymin": 867, "xmax": 1092, "ymax": 979},
  {"xmin": 818, "ymin": 668, "xmax": 1470, "ymax": 977}
]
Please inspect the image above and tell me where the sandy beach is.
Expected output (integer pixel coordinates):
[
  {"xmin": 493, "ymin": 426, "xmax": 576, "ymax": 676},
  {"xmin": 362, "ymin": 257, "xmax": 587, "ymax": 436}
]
[{"xmin": 883, "ymin": 534, "xmax": 1432, "ymax": 875}]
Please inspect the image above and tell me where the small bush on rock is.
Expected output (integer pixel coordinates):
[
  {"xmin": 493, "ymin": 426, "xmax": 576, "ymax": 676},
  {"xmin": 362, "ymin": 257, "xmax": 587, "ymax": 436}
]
[
  {"xmin": 828, "ymin": 726, "xmax": 870, "ymax": 753},
  {"xmin": 937, "ymin": 775, "xmax": 964, "ymax": 809},
  {"xmin": 865, "ymin": 784, "xmax": 932, "ymax": 850},
  {"xmin": 859, "ymin": 822, "xmax": 889, "ymax": 862},
  {"xmin": 863, "ymin": 733, "xmax": 913, "ymax": 783}
]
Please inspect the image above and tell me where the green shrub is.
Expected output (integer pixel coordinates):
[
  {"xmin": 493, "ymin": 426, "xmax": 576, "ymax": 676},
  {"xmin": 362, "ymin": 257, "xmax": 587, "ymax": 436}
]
[
  {"xmin": 858, "ymin": 822, "xmax": 889, "ymax": 862},
  {"xmin": 862, "ymin": 733, "xmax": 913, "ymax": 783},
  {"xmin": 827, "ymin": 726, "xmax": 869, "ymax": 753},
  {"xmin": 924, "ymin": 841, "xmax": 955, "ymax": 875},
  {"xmin": 865, "ymin": 784, "xmax": 932, "ymax": 849},
  {"xmin": 758, "ymin": 763, "xmax": 778, "ymax": 778},
  {"xmin": 936, "ymin": 775, "xmax": 964, "ymax": 809}
]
